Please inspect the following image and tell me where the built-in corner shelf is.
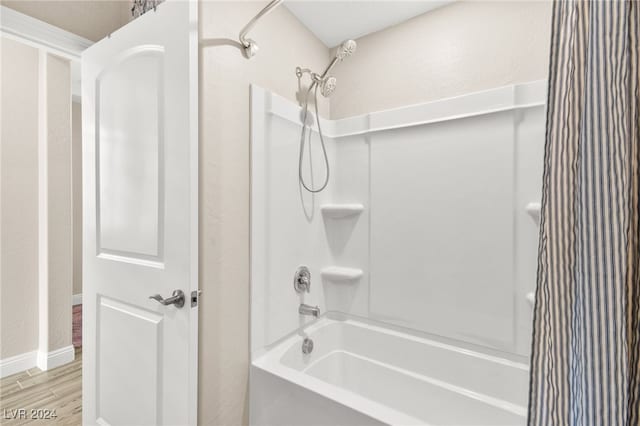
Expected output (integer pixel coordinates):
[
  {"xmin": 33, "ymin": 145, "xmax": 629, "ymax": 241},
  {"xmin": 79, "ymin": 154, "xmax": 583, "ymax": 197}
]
[
  {"xmin": 525, "ymin": 202, "xmax": 541, "ymax": 224},
  {"xmin": 320, "ymin": 203, "xmax": 364, "ymax": 219},
  {"xmin": 321, "ymin": 267, "xmax": 363, "ymax": 282},
  {"xmin": 526, "ymin": 292, "xmax": 535, "ymax": 307}
]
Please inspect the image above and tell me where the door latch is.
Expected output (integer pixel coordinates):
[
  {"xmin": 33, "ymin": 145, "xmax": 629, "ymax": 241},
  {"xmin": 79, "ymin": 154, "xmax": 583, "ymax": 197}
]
[{"xmin": 191, "ymin": 290, "xmax": 201, "ymax": 308}]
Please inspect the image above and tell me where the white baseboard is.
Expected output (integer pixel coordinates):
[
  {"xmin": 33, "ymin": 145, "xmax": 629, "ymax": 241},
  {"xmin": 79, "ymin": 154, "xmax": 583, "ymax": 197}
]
[
  {"xmin": 36, "ymin": 345, "xmax": 75, "ymax": 371},
  {"xmin": 0, "ymin": 350, "xmax": 37, "ymax": 378},
  {"xmin": 72, "ymin": 293, "xmax": 82, "ymax": 305}
]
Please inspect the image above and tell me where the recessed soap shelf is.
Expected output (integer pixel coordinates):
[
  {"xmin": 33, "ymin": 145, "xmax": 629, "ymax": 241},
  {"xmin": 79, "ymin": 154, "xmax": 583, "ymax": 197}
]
[
  {"xmin": 526, "ymin": 292, "xmax": 535, "ymax": 307},
  {"xmin": 321, "ymin": 267, "xmax": 363, "ymax": 282},
  {"xmin": 525, "ymin": 202, "xmax": 541, "ymax": 224},
  {"xmin": 320, "ymin": 204, "xmax": 364, "ymax": 219}
]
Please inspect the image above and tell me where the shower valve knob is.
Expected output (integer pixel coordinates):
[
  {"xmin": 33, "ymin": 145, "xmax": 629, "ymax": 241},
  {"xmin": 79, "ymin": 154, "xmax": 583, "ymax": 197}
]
[{"xmin": 294, "ymin": 266, "xmax": 311, "ymax": 293}]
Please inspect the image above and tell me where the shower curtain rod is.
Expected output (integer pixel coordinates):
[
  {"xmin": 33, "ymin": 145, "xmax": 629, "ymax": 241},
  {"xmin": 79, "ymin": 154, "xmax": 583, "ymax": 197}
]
[{"xmin": 239, "ymin": 0, "xmax": 284, "ymax": 59}]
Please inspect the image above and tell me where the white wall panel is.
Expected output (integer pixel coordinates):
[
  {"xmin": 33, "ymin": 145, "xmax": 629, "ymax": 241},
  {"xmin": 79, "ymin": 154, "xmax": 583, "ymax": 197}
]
[
  {"xmin": 369, "ymin": 111, "xmax": 516, "ymax": 351},
  {"xmin": 252, "ymin": 88, "xmax": 335, "ymax": 352},
  {"xmin": 251, "ymin": 82, "xmax": 545, "ymax": 358},
  {"xmin": 328, "ymin": 135, "xmax": 370, "ymax": 317}
]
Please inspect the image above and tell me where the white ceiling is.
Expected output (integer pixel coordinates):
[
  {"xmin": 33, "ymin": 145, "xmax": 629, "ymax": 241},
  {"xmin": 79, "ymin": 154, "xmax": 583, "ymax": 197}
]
[{"xmin": 284, "ymin": 1, "xmax": 453, "ymax": 48}]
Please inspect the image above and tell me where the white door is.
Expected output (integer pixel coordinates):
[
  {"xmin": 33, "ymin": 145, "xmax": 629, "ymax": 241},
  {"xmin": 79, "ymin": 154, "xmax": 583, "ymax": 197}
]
[{"xmin": 81, "ymin": 1, "xmax": 198, "ymax": 424}]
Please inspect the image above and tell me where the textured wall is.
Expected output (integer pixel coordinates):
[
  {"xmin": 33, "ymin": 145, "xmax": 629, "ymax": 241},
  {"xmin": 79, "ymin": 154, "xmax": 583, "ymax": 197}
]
[
  {"xmin": 330, "ymin": 1, "xmax": 552, "ymax": 119},
  {"xmin": 45, "ymin": 54, "xmax": 72, "ymax": 352},
  {"xmin": 198, "ymin": 2, "xmax": 329, "ymax": 424},
  {"xmin": 72, "ymin": 102, "xmax": 82, "ymax": 297},
  {"xmin": 0, "ymin": 37, "xmax": 40, "ymax": 359},
  {"xmin": 200, "ymin": 1, "xmax": 552, "ymax": 423},
  {"xmin": 0, "ymin": 39, "xmax": 73, "ymax": 359},
  {"xmin": 1, "ymin": 0, "xmax": 131, "ymax": 42}
]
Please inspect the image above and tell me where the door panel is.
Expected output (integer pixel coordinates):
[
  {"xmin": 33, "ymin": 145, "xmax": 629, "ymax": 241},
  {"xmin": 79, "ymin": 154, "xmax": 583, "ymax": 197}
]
[
  {"xmin": 97, "ymin": 48, "xmax": 164, "ymax": 260},
  {"xmin": 82, "ymin": 2, "xmax": 198, "ymax": 425},
  {"xmin": 98, "ymin": 296, "xmax": 163, "ymax": 425}
]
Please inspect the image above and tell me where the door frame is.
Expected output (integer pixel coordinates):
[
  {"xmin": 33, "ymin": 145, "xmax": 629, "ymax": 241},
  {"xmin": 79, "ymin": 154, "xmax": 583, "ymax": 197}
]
[{"xmin": 185, "ymin": 1, "xmax": 200, "ymax": 423}]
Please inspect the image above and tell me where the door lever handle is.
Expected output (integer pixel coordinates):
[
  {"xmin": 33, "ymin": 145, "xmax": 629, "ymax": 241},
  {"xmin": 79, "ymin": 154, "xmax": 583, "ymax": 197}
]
[{"xmin": 149, "ymin": 290, "xmax": 185, "ymax": 308}]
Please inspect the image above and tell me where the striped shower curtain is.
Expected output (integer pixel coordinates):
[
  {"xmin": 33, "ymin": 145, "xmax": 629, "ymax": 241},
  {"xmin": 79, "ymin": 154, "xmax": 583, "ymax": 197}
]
[{"xmin": 528, "ymin": 1, "xmax": 640, "ymax": 425}]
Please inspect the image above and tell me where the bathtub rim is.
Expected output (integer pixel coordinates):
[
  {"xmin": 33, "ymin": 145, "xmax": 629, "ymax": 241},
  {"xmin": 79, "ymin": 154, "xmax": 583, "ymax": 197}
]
[
  {"xmin": 251, "ymin": 313, "xmax": 530, "ymax": 426},
  {"xmin": 252, "ymin": 311, "xmax": 530, "ymax": 366}
]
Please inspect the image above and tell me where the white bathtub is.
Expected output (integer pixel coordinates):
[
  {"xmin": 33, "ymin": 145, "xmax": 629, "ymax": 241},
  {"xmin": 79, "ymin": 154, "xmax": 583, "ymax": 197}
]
[{"xmin": 250, "ymin": 314, "xmax": 529, "ymax": 425}]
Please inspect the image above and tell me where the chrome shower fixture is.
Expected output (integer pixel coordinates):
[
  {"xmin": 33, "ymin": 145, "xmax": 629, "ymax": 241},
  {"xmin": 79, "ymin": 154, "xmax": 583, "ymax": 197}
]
[
  {"xmin": 295, "ymin": 68, "xmax": 337, "ymax": 99},
  {"xmin": 321, "ymin": 39, "xmax": 357, "ymax": 81},
  {"xmin": 295, "ymin": 39, "xmax": 358, "ymax": 99},
  {"xmin": 239, "ymin": 0, "xmax": 284, "ymax": 58},
  {"xmin": 336, "ymin": 39, "xmax": 357, "ymax": 60},
  {"xmin": 296, "ymin": 39, "xmax": 357, "ymax": 193},
  {"xmin": 321, "ymin": 77, "xmax": 337, "ymax": 97}
]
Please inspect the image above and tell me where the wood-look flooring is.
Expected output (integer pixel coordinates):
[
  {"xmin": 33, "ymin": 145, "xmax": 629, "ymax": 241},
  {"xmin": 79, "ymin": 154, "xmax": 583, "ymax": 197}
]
[{"xmin": 0, "ymin": 348, "xmax": 82, "ymax": 425}]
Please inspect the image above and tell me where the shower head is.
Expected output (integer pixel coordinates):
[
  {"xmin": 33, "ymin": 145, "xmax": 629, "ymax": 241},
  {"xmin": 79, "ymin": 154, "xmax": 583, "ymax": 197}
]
[
  {"xmin": 297, "ymin": 39, "xmax": 357, "ymax": 193},
  {"xmin": 321, "ymin": 76, "xmax": 337, "ymax": 97},
  {"xmin": 335, "ymin": 39, "xmax": 357, "ymax": 61},
  {"xmin": 320, "ymin": 39, "xmax": 356, "ymax": 79},
  {"xmin": 296, "ymin": 39, "xmax": 357, "ymax": 99}
]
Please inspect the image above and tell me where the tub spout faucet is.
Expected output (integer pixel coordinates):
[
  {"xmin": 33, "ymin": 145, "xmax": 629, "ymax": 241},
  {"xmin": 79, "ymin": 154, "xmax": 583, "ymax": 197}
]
[{"xmin": 299, "ymin": 303, "xmax": 320, "ymax": 318}]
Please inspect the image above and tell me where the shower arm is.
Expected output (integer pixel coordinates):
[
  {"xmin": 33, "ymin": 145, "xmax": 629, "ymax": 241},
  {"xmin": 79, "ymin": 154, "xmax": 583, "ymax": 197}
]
[
  {"xmin": 319, "ymin": 57, "xmax": 340, "ymax": 80},
  {"xmin": 238, "ymin": 0, "xmax": 284, "ymax": 59}
]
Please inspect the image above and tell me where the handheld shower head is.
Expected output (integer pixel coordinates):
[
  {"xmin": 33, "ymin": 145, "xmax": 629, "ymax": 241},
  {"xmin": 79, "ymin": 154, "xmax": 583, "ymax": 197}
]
[
  {"xmin": 313, "ymin": 39, "xmax": 357, "ymax": 97},
  {"xmin": 296, "ymin": 38, "xmax": 357, "ymax": 193},
  {"xmin": 336, "ymin": 39, "xmax": 357, "ymax": 61},
  {"xmin": 321, "ymin": 76, "xmax": 337, "ymax": 97}
]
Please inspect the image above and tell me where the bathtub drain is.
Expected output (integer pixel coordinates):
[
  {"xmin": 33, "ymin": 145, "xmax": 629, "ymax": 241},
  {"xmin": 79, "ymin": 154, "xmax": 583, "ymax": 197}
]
[{"xmin": 302, "ymin": 337, "xmax": 314, "ymax": 354}]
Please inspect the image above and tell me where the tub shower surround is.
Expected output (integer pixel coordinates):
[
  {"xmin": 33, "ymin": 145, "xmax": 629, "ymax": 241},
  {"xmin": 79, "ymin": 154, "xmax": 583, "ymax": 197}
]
[{"xmin": 250, "ymin": 81, "xmax": 546, "ymax": 425}]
